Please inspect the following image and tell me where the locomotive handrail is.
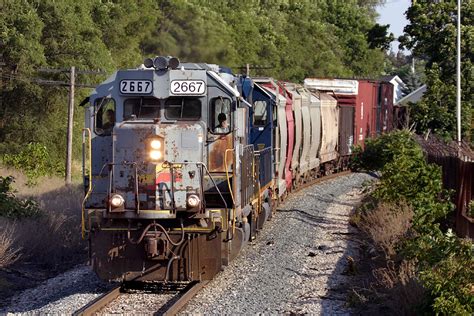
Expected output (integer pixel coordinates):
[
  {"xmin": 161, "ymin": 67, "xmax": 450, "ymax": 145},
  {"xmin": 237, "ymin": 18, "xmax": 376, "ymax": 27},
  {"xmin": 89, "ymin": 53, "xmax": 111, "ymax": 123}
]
[
  {"xmin": 165, "ymin": 161, "xmax": 232, "ymax": 239},
  {"xmin": 164, "ymin": 161, "xmax": 228, "ymax": 211},
  {"xmin": 224, "ymin": 148, "xmax": 236, "ymax": 234},
  {"xmin": 81, "ymin": 128, "xmax": 92, "ymax": 239}
]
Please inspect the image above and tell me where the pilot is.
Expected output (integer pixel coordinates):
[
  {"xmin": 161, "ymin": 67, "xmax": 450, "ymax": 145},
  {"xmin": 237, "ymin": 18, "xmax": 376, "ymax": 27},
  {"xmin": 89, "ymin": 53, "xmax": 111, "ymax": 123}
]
[
  {"xmin": 214, "ymin": 113, "xmax": 229, "ymax": 134},
  {"xmin": 102, "ymin": 109, "xmax": 116, "ymax": 132}
]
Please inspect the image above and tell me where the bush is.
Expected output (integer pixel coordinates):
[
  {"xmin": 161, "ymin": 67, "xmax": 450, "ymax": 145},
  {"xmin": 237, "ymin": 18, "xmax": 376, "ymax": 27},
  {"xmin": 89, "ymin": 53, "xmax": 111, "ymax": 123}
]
[
  {"xmin": 0, "ymin": 176, "xmax": 42, "ymax": 219},
  {"xmin": 352, "ymin": 130, "xmax": 422, "ymax": 172},
  {"xmin": 1, "ymin": 143, "xmax": 60, "ymax": 185},
  {"xmin": 356, "ymin": 130, "xmax": 474, "ymax": 315}
]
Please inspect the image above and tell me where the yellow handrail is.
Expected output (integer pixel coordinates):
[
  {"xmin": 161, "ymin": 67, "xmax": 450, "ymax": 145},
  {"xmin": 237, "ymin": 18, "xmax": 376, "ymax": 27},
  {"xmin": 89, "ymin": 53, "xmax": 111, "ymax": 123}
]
[
  {"xmin": 224, "ymin": 148, "xmax": 236, "ymax": 234},
  {"xmin": 81, "ymin": 128, "xmax": 92, "ymax": 239}
]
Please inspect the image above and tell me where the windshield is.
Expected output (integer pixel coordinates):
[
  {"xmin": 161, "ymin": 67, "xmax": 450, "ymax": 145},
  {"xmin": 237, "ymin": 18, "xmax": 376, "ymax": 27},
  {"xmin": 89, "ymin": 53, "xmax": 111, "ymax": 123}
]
[
  {"xmin": 123, "ymin": 97, "xmax": 202, "ymax": 121},
  {"xmin": 123, "ymin": 97, "xmax": 160, "ymax": 120},
  {"xmin": 164, "ymin": 97, "xmax": 201, "ymax": 120}
]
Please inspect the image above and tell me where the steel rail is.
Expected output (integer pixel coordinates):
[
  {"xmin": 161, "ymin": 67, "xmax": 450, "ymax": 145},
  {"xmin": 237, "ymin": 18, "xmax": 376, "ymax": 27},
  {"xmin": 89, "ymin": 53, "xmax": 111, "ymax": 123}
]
[
  {"xmin": 291, "ymin": 170, "xmax": 352, "ymax": 195},
  {"xmin": 73, "ymin": 281, "xmax": 208, "ymax": 316},
  {"xmin": 159, "ymin": 280, "xmax": 209, "ymax": 316},
  {"xmin": 73, "ymin": 285, "xmax": 121, "ymax": 316}
]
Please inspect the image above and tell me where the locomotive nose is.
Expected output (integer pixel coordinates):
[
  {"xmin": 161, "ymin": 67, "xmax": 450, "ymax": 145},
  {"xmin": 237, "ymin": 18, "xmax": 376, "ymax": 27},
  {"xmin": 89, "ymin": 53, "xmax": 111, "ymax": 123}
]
[{"xmin": 111, "ymin": 122, "xmax": 204, "ymax": 215}]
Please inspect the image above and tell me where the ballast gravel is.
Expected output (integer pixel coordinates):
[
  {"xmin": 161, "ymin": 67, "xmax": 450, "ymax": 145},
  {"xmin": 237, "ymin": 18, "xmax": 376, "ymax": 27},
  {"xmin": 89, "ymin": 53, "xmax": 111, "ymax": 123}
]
[
  {"xmin": 98, "ymin": 293, "xmax": 176, "ymax": 315},
  {"xmin": 1, "ymin": 172, "xmax": 374, "ymax": 315},
  {"xmin": 181, "ymin": 172, "xmax": 374, "ymax": 315},
  {"xmin": 0, "ymin": 265, "xmax": 113, "ymax": 315}
]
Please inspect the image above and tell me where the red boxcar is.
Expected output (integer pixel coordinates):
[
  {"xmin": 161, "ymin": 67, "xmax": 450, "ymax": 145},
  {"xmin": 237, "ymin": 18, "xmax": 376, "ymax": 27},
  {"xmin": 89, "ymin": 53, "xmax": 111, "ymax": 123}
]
[
  {"xmin": 356, "ymin": 80, "xmax": 379, "ymax": 146},
  {"xmin": 334, "ymin": 94, "xmax": 356, "ymax": 156}
]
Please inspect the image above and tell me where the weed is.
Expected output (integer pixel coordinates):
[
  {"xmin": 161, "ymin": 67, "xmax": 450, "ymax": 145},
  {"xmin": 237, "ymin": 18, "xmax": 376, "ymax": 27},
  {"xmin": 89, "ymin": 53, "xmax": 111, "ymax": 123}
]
[
  {"xmin": 0, "ymin": 168, "xmax": 86, "ymax": 270},
  {"xmin": 0, "ymin": 224, "xmax": 21, "ymax": 268},
  {"xmin": 359, "ymin": 202, "xmax": 413, "ymax": 258}
]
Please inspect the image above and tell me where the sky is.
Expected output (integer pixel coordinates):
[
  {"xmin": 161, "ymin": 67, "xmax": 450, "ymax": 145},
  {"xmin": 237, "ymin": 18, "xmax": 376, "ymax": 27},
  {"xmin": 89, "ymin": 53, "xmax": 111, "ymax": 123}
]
[{"xmin": 376, "ymin": 0, "xmax": 411, "ymax": 52}]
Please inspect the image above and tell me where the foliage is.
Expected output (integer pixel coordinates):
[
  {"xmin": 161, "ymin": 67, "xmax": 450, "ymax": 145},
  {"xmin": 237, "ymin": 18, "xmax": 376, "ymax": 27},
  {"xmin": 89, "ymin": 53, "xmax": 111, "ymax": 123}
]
[
  {"xmin": 415, "ymin": 230, "xmax": 474, "ymax": 316},
  {"xmin": 2, "ymin": 143, "xmax": 60, "ymax": 184},
  {"xmin": 367, "ymin": 23, "xmax": 394, "ymax": 50},
  {"xmin": 351, "ymin": 130, "xmax": 422, "ymax": 171},
  {"xmin": 357, "ymin": 130, "xmax": 473, "ymax": 314},
  {"xmin": 468, "ymin": 200, "xmax": 474, "ymax": 218},
  {"xmin": 1, "ymin": 0, "xmax": 388, "ymax": 178},
  {"xmin": 399, "ymin": 1, "xmax": 473, "ymax": 140},
  {"xmin": 0, "ymin": 176, "xmax": 42, "ymax": 219}
]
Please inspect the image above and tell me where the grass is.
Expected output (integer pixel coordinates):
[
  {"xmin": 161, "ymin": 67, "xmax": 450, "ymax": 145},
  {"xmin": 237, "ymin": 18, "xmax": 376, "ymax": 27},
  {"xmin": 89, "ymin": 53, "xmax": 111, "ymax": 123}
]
[
  {"xmin": 0, "ymin": 224, "xmax": 20, "ymax": 268},
  {"xmin": 0, "ymin": 166, "xmax": 86, "ymax": 270}
]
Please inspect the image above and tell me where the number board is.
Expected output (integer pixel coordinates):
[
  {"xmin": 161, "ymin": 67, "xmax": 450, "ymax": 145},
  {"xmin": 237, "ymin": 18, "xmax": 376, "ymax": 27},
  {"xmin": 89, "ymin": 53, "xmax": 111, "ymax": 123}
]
[
  {"xmin": 120, "ymin": 80, "xmax": 152, "ymax": 94},
  {"xmin": 170, "ymin": 80, "xmax": 206, "ymax": 95}
]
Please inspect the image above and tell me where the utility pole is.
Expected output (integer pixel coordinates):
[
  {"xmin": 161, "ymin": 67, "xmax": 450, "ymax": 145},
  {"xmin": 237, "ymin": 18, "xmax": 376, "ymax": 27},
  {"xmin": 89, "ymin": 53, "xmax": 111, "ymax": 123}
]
[
  {"xmin": 65, "ymin": 66, "xmax": 75, "ymax": 185},
  {"xmin": 456, "ymin": 0, "xmax": 462, "ymax": 144},
  {"xmin": 37, "ymin": 67, "xmax": 105, "ymax": 184}
]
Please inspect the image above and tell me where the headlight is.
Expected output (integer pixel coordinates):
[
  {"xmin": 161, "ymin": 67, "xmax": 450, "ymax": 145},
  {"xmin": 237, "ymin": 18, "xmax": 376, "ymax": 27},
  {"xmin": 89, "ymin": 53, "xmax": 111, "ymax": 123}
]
[
  {"xmin": 150, "ymin": 139, "xmax": 161, "ymax": 149},
  {"xmin": 110, "ymin": 194, "xmax": 125, "ymax": 208},
  {"xmin": 187, "ymin": 194, "xmax": 200, "ymax": 208},
  {"xmin": 149, "ymin": 150, "xmax": 162, "ymax": 160}
]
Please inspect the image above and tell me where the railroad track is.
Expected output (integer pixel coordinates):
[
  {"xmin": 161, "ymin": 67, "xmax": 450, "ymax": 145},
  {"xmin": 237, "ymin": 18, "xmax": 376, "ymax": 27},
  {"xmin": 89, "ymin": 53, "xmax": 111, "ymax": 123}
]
[
  {"xmin": 73, "ymin": 280, "xmax": 208, "ymax": 316},
  {"xmin": 296, "ymin": 170, "xmax": 352, "ymax": 193}
]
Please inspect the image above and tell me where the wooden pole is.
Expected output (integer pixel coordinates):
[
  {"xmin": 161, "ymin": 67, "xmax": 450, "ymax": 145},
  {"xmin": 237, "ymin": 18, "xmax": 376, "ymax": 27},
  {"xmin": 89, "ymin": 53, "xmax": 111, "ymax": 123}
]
[{"xmin": 65, "ymin": 66, "xmax": 75, "ymax": 185}]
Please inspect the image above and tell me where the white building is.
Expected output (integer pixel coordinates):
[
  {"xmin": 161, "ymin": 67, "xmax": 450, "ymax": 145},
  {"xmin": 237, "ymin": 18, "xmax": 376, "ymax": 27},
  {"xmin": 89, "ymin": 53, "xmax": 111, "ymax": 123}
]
[{"xmin": 396, "ymin": 84, "xmax": 427, "ymax": 106}]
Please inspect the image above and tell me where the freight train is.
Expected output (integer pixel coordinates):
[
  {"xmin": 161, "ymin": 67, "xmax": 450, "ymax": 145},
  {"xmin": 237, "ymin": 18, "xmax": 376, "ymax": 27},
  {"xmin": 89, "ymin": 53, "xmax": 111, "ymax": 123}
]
[{"xmin": 80, "ymin": 56, "xmax": 393, "ymax": 282}]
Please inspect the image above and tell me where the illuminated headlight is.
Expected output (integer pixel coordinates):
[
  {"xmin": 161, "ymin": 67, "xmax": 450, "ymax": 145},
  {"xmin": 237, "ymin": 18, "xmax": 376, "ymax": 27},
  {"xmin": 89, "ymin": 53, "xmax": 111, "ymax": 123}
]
[
  {"xmin": 110, "ymin": 194, "xmax": 125, "ymax": 208},
  {"xmin": 149, "ymin": 150, "xmax": 162, "ymax": 160},
  {"xmin": 187, "ymin": 194, "xmax": 200, "ymax": 208},
  {"xmin": 150, "ymin": 139, "xmax": 162, "ymax": 150}
]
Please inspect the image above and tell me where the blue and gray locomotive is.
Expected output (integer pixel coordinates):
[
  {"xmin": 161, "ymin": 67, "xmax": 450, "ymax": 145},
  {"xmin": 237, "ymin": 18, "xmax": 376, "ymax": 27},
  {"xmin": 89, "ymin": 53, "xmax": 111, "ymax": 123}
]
[{"xmin": 81, "ymin": 56, "xmax": 274, "ymax": 282}]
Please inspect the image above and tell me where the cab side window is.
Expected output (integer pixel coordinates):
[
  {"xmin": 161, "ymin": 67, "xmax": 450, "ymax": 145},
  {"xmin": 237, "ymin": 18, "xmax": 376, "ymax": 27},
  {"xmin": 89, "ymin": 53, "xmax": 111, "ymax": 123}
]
[
  {"xmin": 253, "ymin": 100, "xmax": 268, "ymax": 126},
  {"xmin": 95, "ymin": 98, "xmax": 116, "ymax": 136},
  {"xmin": 210, "ymin": 97, "xmax": 231, "ymax": 134}
]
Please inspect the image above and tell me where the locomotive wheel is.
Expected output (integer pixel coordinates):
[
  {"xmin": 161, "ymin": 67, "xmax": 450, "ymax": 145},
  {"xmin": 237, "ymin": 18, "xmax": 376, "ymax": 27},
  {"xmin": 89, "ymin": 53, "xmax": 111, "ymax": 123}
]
[
  {"xmin": 269, "ymin": 198, "xmax": 276, "ymax": 220},
  {"xmin": 229, "ymin": 226, "xmax": 247, "ymax": 262}
]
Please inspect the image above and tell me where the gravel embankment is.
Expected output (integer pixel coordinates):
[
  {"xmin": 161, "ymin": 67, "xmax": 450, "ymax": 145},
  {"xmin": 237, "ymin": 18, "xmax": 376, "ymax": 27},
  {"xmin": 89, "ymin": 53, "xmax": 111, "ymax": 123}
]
[
  {"xmin": 1, "ymin": 172, "xmax": 373, "ymax": 315},
  {"xmin": 182, "ymin": 172, "xmax": 374, "ymax": 315},
  {"xmin": 0, "ymin": 265, "xmax": 113, "ymax": 315}
]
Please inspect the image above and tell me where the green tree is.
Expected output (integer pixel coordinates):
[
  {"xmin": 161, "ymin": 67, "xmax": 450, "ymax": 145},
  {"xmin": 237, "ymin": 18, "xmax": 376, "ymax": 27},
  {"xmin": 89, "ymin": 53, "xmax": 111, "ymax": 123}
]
[
  {"xmin": 367, "ymin": 23, "xmax": 395, "ymax": 50},
  {"xmin": 399, "ymin": 0, "xmax": 473, "ymax": 140},
  {"xmin": 1, "ymin": 0, "xmax": 389, "ymax": 177}
]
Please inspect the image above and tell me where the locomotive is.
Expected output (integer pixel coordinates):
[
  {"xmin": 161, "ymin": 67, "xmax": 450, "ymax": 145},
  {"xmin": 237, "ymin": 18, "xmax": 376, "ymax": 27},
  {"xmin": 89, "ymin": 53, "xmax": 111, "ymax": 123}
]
[{"xmin": 81, "ymin": 56, "xmax": 393, "ymax": 282}]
